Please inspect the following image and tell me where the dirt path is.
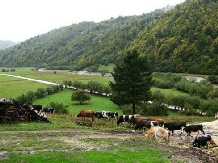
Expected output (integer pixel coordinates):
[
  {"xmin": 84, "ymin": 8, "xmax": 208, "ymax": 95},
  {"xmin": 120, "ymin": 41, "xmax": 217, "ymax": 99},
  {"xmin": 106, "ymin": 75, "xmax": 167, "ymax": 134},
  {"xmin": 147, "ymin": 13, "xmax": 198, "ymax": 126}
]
[{"xmin": 0, "ymin": 126, "xmax": 218, "ymax": 163}]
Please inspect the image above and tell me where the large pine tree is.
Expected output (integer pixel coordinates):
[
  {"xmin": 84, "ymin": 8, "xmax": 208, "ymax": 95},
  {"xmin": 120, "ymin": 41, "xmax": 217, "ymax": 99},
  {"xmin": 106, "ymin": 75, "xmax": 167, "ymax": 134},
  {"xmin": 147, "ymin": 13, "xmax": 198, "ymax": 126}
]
[{"xmin": 109, "ymin": 50, "xmax": 153, "ymax": 114}]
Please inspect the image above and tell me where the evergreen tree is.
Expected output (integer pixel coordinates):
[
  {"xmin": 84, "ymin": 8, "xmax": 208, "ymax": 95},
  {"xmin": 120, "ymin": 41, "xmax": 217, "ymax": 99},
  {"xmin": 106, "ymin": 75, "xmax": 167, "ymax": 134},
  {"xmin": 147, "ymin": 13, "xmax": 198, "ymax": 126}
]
[{"xmin": 109, "ymin": 50, "xmax": 153, "ymax": 114}]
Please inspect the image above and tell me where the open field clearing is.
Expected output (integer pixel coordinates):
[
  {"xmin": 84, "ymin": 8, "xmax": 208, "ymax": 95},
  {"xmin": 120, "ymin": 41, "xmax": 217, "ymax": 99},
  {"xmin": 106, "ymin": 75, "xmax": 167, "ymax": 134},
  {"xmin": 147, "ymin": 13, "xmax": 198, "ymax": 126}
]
[
  {"xmin": 0, "ymin": 75, "xmax": 49, "ymax": 99},
  {"xmin": 0, "ymin": 68, "xmax": 218, "ymax": 162},
  {"xmin": 0, "ymin": 67, "xmax": 112, "ymax": 85}
]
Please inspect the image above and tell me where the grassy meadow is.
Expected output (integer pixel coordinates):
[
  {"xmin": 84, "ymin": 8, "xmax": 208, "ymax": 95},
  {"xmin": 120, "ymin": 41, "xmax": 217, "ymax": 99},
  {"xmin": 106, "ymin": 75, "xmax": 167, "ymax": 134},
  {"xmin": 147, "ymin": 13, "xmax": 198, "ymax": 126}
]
[
  {"xmin": 0, "ymin": 67, "xmax": 215, "ymax": 128},
  {"xmin": 0, "ymin": 67, "xmax": 217, "ymax": 163},
  {"xmin": 33, "ymin": 89, "xmax": 121, "ymax": 115},
  {"xmin": 0, "ymin": 67, "xmax": 112, "ymax": 85},
  {"xmin": 0, "ymin": 74, "xmax": 49, "ymax": 99}
]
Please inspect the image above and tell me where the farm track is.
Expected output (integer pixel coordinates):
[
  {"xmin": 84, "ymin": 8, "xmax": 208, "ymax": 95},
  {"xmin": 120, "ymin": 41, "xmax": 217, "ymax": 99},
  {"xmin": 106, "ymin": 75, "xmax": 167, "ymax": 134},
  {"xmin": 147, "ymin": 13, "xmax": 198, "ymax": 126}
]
[
  {"xmin": 0, "ymin": 120, "xmax": 218, "ymax": 163},
  {"xmin": 0, "ymin": 125, "xmax": 218, "ymax": 163}
]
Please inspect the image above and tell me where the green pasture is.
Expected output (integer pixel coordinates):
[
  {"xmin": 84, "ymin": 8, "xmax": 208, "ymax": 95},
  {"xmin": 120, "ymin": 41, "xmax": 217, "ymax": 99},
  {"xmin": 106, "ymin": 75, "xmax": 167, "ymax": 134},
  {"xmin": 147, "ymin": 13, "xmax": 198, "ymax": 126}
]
[
  {"xmin": 151, "ymin": 87, "xmax": 190, "ymax": 97},
  {"xmin": 98, "ymin": 63, "xmax": 115, "ymax": 72},
  {"xmin": 0, "ymin": 135, "xmax": 170, "ymax": 163},
  {"xmin": 0, "ymin": 74, "xmax": 49, "ymax": 99},
  {"xmin": 0, "ymin": 67, "xmax": 112, "ymax": 85},
  {"xmin": 33, "ymin": 89, "xmax": 121, "ymax": 115}
]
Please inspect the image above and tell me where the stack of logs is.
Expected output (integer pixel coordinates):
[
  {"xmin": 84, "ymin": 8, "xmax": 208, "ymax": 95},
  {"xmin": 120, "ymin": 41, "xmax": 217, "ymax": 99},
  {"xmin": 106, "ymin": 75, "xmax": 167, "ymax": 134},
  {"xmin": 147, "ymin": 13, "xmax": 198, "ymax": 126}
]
[{"xmin": 0, "ymin": 98, "xmax": 50, "ymax": 123}]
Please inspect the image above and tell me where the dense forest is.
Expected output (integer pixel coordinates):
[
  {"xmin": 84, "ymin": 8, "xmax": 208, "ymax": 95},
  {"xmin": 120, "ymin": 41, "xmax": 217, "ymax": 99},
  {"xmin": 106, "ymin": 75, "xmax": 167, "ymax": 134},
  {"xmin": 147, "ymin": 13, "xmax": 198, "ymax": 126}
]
[{"xmin": 0, "ymin": 0, "xmax": 217, "ymax": 75}]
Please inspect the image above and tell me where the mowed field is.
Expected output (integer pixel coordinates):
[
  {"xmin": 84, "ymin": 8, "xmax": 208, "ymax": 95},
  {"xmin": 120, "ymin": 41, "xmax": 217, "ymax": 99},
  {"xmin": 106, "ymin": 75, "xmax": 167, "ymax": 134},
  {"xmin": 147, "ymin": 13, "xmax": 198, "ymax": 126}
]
[{"xmin": 0, "ymin": 74, "xmax": 49, "ymax": 99}]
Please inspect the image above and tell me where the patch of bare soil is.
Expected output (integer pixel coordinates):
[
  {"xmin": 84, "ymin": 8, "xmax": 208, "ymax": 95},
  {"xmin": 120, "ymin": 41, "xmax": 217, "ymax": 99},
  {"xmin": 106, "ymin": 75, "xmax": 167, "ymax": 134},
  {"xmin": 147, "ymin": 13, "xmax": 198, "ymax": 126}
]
[{"xmin": 1, "ymin": 120, "xmax": 218, "ymax": 162}]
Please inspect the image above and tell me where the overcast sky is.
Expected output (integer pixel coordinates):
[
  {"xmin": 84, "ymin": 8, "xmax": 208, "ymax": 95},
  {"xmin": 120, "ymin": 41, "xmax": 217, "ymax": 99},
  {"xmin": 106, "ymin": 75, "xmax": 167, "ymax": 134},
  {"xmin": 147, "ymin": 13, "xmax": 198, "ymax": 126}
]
[{"xmin": 0, "ymin": 0, "xmax": 185, "ymax": 42}]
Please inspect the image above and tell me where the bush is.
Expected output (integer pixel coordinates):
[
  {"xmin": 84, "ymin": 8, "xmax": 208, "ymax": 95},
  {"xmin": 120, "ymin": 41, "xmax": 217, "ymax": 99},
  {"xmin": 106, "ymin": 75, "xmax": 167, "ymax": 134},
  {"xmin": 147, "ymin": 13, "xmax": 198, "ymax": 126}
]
[
  {"xmin": 47, "ymin": 102, "xmax": 68, "ymax": 114},
  {"xmin": 139, "ymin": 102, "xmax": 169, "ymax": 116}
]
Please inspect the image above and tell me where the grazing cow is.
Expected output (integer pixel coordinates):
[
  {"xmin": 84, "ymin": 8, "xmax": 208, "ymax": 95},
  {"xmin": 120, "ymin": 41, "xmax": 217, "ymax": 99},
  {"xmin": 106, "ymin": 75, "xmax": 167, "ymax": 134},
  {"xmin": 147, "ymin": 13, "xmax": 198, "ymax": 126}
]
[
  {"xmin": 129, "ymin": 116, "xmax": 149, "ymax": 125},
  {"xmin": 183, "ymin": 124, "xmax": 205, "ymax": 136},
  {"xmin": 94, "ymin": 111, "xmax": 118, "ymax": 120},
  {"xmin": 117, "ymin": 115, "xmax": 133, "ymax": 125},
  {"xmin": 94, "ymin": 111, "xmax": 108, "ymax": 119},
  {"xmin": 43, "ymin": 107, "xmax": 55, "ymax": 113},
  {"xmin": 77, "ymin": 110, "xmax": 95, "ymax": 122},
  {"xmin": 134, "ymin": 120, "xmax": 159, "ymax": 132},
  {"xmin": 193, "ymin": 135, "xmax": 212, "ymax": 148},
  {"xmin": 31, "ymin": 105, "xmax": 43, "ymax": 113},
  {"xmin": 148, "ymin": 118, "xmax": 164, "ymax": 127},
  {"xmin": 117, "ymin": 114, "xmax": 141, "ymax": 126},
  {"xmin": 163, "ymin": 122, "xmax": 186, "ymax": 136},
  {"xmin": 106, "ymin": 111, "xmax": 118, "ymax": 120},
  {"xmin": 144, "ymin": 126, "xmax": 170, "ymax": 144}
]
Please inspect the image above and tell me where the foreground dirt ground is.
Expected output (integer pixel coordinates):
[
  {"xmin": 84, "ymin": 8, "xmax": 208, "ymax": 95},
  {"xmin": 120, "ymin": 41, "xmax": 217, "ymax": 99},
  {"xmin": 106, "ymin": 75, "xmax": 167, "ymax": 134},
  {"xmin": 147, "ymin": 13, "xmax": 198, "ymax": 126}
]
[{"xmin": 0, "ymin": 120, "xmax": 218, "ymax": 163}]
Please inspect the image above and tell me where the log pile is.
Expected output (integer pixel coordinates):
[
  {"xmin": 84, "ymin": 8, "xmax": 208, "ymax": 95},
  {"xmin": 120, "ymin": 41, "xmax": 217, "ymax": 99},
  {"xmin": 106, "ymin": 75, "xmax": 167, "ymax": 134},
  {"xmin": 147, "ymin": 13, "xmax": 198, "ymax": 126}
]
[{"xmin": 0, "ymin": 98, "xmax": 50, "ymax": 123}]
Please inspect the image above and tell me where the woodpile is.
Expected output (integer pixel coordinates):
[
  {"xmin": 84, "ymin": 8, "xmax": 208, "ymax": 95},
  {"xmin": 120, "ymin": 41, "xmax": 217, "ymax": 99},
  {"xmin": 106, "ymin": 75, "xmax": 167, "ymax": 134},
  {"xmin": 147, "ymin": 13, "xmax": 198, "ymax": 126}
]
[{"xmin": 0, "ymin": 98, "xmax": 50, "ymax": 123}]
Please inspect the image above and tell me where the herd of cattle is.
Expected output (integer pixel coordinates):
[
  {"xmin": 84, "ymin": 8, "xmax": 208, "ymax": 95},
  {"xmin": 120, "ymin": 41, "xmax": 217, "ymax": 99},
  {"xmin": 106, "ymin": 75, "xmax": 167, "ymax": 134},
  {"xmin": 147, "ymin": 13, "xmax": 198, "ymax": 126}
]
[{"xmin": 76, "ymin": 109, "xmax": 216, "ymax": 149}]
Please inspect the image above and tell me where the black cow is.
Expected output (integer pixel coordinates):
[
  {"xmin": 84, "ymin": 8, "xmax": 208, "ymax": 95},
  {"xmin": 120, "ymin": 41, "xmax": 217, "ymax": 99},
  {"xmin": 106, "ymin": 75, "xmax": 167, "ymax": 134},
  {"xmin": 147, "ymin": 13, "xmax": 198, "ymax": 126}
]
[
  {"xmin": 193, "ymin": 135, "xmax": 212, "ymax": 148},
  {"xmin": 31, "ymin": 105, "xmax": 43, "ymax": 113},
  {"xmin": 163, "ymin": 122, "xmax": 186, "ymax": 136},
  {"xmin": 134, "ymin": 120, "xmax": 159, "ymax": 132},
  {"xmin": 183, "ymin": 124, "xmax": 205, "ymax": 136},
  {"xmin": 43, "ymin": 107, "xmax": 55, "ymax": 113}
]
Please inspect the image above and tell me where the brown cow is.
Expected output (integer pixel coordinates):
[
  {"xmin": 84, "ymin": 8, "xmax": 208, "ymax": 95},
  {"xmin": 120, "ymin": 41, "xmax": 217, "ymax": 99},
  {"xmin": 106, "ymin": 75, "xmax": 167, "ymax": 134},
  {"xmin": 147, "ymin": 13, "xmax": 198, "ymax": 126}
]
[
  {"xmin": 148, "ymin": 118, "xmax": 164, "ymax": 127},
  {"xmin": 77, "ymin": 110, "xmax": 95, "ymax": 122},
  {"xmin": 130, "ymin": 116, "xmax": 149, "ymax": 125}
]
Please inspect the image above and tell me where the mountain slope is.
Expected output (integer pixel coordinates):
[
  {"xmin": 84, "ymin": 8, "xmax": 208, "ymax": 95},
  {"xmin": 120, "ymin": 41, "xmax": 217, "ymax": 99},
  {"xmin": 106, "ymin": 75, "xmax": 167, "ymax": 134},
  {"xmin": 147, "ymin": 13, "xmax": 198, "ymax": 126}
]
[
  {"xmin": 0, "ymin": 0, "xmax": 217, "ymax": 75},
  {"xmin": 0, "ymin": 40, "xmax": 18, "ymax": 50},
  {"xmin": 130, "ymin": 0, "xmax": 218, "ymax": 74}
]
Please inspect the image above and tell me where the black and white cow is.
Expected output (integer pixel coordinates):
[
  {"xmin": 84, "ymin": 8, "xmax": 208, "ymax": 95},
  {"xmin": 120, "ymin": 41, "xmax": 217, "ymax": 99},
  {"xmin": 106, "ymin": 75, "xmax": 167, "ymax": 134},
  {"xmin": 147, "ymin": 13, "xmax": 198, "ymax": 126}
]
[
  {"xmin": 193, "ymin": 135, "xmax": 212, "ymax": 148},
  {"xmin": 117, "ymin": 114, "xmax": 142, "ymax": 126},
  {"xmin": 43, "ymin": 107, "xmax": 55, "ymax": 113},
  {"xmin": 163, "ymin": 122, "xmax": 186, "ymax": 136},
  {"xmin": 107, "ymin": 111, "xmax": 118, "ymax": 120},
  {"xmin": 95, "ymin": 111, "xmax": 118, "ymax": 120},
  {"xmin": 117, "ymin": 115, "xmax": 133, "ymax": 125},
  {"xmin": 134, "ymin": 120, "xmax": 159, "ymax": 132},
  {"xmin": 31, "ymin": 105, "xmax": 43, "ymax": 113},
  {"xmin": 183, "ymin": 124, "xmax": 205, "ymax": 136}
]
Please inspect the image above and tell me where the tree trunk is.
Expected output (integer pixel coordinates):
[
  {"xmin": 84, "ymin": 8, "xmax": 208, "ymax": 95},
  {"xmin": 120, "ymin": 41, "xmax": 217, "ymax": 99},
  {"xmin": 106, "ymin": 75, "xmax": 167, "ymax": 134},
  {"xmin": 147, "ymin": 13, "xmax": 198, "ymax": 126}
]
[{"xmin": 132, "ymin": 103, "xmax": 136, "ymax": 114}]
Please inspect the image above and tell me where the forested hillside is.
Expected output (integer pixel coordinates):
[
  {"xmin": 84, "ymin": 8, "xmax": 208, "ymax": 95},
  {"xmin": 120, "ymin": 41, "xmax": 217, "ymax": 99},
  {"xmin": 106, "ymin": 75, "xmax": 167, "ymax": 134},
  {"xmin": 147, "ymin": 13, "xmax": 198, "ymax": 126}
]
[
  {"xmin": 0, "ymin": 0, "xmax": 217, "ymax": 75},
  {"xmin": 131, "ymin": 0, "xmax": 218, "ymax": 74}
]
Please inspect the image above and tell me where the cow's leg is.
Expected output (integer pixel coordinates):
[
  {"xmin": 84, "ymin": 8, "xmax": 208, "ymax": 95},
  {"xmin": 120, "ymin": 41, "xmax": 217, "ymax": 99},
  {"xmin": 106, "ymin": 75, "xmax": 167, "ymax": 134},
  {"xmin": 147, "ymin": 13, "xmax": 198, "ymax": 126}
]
[
  {"xmin": 196, "ymin": 130, "xmax": 199, "ymax": 137},
  {"xmin": 188, "ymin": 132, "xmax": 192, "ymax": 137},
  {"xmin": 181, "ymin": 127, "xmax": 185, "ymax": 135},
  {"xmin": 201, "ymin": 129, "xmax": 205, "ymax": 135},
  {"xmin": 171, "ymin": 130, "xmax": 174, "ymax": 136},
  {"xmin": 206, "ymin": 141, "xmax": 211, "ymax": 149}
]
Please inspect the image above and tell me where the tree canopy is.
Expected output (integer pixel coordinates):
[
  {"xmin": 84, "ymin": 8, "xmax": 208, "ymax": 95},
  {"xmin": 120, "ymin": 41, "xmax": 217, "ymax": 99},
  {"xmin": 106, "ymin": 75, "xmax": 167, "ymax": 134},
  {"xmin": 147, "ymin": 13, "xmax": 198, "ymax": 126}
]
[
  {"xmin": 109, "ymin": 50, "xmax": 153, "ymax": 114},
  {"xmin": 71, "ymin": 89, "xmax": 91, "ymax": 104}
]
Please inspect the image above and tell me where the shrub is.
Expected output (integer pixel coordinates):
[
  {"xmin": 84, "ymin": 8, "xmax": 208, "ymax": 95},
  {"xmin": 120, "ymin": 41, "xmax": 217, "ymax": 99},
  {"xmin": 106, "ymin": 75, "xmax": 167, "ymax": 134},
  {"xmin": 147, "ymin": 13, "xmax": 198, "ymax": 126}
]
[{"xmin": 47, "ymin": 102, "xmax": 68, "ymax": 114}]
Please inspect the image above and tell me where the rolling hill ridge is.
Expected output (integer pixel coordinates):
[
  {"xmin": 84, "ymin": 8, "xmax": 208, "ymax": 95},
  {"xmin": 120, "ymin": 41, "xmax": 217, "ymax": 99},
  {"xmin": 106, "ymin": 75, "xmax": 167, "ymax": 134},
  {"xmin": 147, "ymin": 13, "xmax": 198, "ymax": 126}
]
[{"xmin": 0, "ymin": 0, "xmax": 217, "ymax": 75}]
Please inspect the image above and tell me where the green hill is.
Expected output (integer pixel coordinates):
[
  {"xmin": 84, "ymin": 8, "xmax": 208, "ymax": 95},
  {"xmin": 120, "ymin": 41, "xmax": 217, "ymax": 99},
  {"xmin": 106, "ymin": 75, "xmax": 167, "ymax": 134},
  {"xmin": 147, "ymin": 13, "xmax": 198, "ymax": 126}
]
[{"xmin": 0, "ymin": 0, "xmax": 217, "ymax": 75}]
